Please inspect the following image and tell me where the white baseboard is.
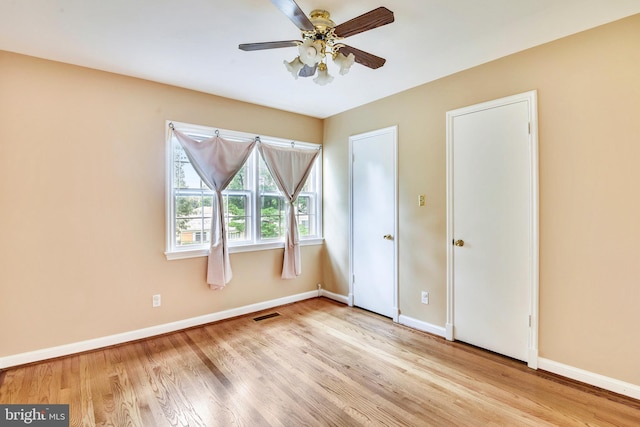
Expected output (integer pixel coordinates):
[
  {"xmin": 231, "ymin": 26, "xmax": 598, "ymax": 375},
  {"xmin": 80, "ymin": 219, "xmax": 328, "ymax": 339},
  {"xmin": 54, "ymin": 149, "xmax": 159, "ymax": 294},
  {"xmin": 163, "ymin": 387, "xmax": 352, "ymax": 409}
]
[
  {"xmin": 0, "ymin": 290, "xmax": 318, "ymax": 369},
  {"xmin": 398, "ymin": 315, "xmax": 447, "ymax": 338},
  {"xmin": 538, "ymin": 357, "xmax": 640, "ymax": 400},
  {"xmin": 319, "ymin": 289, "xmax": 349, "ymax": 305}
]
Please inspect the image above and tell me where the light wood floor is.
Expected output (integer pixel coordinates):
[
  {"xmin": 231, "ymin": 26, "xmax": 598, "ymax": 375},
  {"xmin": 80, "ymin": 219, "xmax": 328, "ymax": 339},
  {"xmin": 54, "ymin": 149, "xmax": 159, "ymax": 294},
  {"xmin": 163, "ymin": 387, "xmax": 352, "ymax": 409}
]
[{"xmin": 1, "ymin": 298, "xmax": 639, "ymax": 426}]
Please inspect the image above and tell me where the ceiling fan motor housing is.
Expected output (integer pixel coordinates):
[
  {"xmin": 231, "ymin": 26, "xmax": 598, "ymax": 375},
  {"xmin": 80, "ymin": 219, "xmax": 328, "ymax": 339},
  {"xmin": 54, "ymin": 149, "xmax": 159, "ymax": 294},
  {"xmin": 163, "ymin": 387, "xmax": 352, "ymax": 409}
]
[
  {"xmin": 302, "ymin": 10, "xmax": 343, "ymax": 61},
  {"xmin": 309, "ymin": 9, "xmax": 335, "ymax": 32}
]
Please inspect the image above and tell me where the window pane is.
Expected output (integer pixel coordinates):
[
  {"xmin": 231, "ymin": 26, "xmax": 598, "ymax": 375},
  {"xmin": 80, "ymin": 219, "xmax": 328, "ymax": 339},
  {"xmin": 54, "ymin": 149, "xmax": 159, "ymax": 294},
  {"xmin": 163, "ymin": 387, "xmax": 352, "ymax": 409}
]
[
  {"xmin": 227, "ymin": 163, "xmax": 249, "ymax": 190},
  {"xmin": 296, "ymin": 195, "xmax": 316, "ymax": 237},
  {"xmin": 174, "ymin": 143, "xmax": 206, "ymax": 189},
  {"xmin": 181, "ymin": 165, "xmax": 204, "ymax": 189},
  {"xmin": 178, "ymin": 218, "xmax": 203, "ymax": 246},
  {"xmin": 300, "ymin": 173, "xmax": 312, "ymax": 192},
  {"xmin": 260, "ymin": 195, "xmax": 284, "ymax": 239},
  {"xmin": 259, "ymin": 157, "xmax": 279, "ymax": 192},
  {"xmin": 224, "ymin": 193, "xmax": 250, "ymax": 241},
  {"xmin": 175, "ymin": 194, "xmax": 212, "ymax": 247},
  {"xmin": 175, "ymin": 195, "xmax": 199, "ymax": 220},
  {"xmin": 301, "ymin": 157, "xmax": 318, "ymax": 192}
]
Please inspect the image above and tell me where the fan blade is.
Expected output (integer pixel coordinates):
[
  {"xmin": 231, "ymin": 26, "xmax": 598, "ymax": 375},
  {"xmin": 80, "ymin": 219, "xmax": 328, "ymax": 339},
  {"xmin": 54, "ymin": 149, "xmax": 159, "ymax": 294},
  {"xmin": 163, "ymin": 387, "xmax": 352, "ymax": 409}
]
[
  {"xmin": 271, "ymin": 0, "xmax": 315, "ymax": 31},
  {"xmin": 239, "ymin": 40, "xmax": 300, "ymax": 51},
  {"xmin": 298, "ymin": 64, "xmax": 317, "ymax": 77},
  {"xmin": 334, "ymin": 7, "xmax": 394, "ymax": 38},
  {"xmin": 339, "ymin": 45, "xmax": 386, "ymax": 69}
]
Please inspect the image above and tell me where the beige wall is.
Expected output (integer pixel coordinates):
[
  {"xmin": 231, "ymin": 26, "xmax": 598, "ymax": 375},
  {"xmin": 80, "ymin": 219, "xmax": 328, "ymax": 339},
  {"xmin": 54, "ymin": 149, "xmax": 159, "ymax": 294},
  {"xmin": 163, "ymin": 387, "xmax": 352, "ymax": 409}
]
[
  {"xmin": 323, "ymin": 14, "xmax": 640, "ymax": 385},
  {"xmin": 0, "ymin": 51, "xmax": 323, "ymax": 357}
]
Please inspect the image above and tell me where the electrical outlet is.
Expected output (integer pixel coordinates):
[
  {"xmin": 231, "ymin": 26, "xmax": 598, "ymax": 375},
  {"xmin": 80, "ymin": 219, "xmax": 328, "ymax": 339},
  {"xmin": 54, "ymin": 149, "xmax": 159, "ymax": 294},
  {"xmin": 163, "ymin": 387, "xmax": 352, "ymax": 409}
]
[
  {"xmin": 152, "ymin": 294, "xmax": 161, "ymax": 308},
  {"xmin": 418, "ymin": 194, "xmax": 426, "ymax": 207},
  {"xmin": 421, "ymin": 291, "xmax": 429, "ymax": 305}
]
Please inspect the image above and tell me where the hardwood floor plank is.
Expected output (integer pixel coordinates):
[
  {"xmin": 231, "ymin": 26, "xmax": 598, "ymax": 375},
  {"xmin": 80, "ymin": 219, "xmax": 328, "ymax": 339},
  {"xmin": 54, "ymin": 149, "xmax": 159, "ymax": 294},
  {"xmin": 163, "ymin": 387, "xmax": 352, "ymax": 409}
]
[
  {"xmin": 137, "ymin": 337, "xmax": 208, "ymax": 426},
  {"xmin": 166, "ymin": 332, "xmax": 255, "ymax": 426},
  {"xmin": 198, "ymin": 319, "xmax": 326, "ymax": 426},
  {"xmin": 1, "ymin": 297, "xmax": 639, "ymax": 426},
  {"xmin": 177, "ymin": 331, "xmax": 274, "ymax": 426},
  {"xmin": 119, "ymin": 341, "xmax": 175, "ymax": 427},
  {"xmin": 109, "ymin": 359, "xmax": 144, "ymax": 426},
  {"xmin": 77, "ymin": 354, "xmax": 97, "ymax": 427}
]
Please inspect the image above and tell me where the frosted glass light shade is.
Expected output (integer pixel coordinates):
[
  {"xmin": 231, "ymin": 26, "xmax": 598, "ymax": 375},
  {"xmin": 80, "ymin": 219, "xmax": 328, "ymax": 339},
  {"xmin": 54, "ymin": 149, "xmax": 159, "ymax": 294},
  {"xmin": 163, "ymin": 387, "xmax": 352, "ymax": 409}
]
[
  {"xmin": 333, "ymin": 52, "xmax": 355, "ymax": 75},
  {"xmin": 313, "ymin": 63, "xmax": 334, "ymax": 86},
  {"xmin": 284, "ymin": 56, "xmax": 304, "ymax": 79}
]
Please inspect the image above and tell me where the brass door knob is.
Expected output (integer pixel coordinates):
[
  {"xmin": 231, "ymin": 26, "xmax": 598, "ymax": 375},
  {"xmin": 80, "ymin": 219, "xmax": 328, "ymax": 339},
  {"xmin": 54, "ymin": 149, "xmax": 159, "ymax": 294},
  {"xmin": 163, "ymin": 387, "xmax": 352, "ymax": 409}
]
[
  {"xmin": 383, "ymin": 234, "xmax": 393, "ymax": 240},
  {"xmin": 454, "ymin": 239, "xmax": 465, "ymax": 247}
]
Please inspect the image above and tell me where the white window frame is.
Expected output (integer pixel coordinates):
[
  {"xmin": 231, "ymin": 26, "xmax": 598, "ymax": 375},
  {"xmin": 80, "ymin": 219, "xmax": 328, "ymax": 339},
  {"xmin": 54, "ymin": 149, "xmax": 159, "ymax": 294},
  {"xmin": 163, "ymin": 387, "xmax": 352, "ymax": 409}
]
[{"xmin": 165, "ymin": 120, "xmax": 323, "ymax": 260}]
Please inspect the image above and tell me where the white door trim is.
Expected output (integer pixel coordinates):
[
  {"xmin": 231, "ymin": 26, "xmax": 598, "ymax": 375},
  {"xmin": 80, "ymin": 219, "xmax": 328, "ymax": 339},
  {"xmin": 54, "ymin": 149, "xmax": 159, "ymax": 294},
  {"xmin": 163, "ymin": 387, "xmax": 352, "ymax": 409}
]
[
  {"xmin": 348, "ymin": 125, "xmax": 399, "ymax": 321},
  {"xmin": 445, "ymin": 91, "xmax": 539, "ymax": 368}
]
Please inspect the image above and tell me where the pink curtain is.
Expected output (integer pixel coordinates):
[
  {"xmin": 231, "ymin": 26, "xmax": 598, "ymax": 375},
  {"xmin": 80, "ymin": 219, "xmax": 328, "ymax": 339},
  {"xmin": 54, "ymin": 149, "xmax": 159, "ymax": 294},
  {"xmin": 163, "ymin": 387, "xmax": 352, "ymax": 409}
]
[
  {"xmin": 258, "ymin": 143, "xmax": 320, "ymax": 279},
  {"xmin": 173, "ymin": 129, "xmax": 256, "ymax": 289}
]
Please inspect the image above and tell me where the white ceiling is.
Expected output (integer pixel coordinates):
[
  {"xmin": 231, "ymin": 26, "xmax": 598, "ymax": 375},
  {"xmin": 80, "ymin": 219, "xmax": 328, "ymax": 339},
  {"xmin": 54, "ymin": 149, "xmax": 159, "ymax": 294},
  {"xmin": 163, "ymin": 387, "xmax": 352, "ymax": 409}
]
[{"xmin": 2, "ymin": 1, "xmax": 639, "ymax": 118}]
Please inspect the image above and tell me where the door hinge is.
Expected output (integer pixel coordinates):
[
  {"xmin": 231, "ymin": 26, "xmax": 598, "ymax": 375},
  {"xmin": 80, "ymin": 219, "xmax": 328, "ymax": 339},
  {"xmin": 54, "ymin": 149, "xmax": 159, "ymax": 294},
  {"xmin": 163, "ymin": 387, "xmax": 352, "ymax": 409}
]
[
  {"xmin": 528, "ymin": 315, "xmax": 532, "ymax": 327},
  {"xmin": 528, "ymin": 122, "xmax": 531, "ymax": 134}
]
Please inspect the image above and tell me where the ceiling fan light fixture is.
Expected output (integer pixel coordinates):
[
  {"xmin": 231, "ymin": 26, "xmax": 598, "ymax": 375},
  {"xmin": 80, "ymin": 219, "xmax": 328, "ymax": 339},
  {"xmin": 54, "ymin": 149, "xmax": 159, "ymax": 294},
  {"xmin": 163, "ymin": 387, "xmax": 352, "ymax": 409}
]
[
  {"xmin": 298, "ymin": 39, "xmax": 324, "ymax": 67},
  {"xmin": 239, "ymin": 2, "xmax": 394, "ymax": 86},
  {"xmin": 284, "ymin": 56, "xmax": 304, "ymax": 79},
  {"xmin": 333, "ymin": 52, "xmax": 355, "ymax": 75},
  {"xmin": 313, "ymin": 62, "xmax": 334, "ymax": 86}
]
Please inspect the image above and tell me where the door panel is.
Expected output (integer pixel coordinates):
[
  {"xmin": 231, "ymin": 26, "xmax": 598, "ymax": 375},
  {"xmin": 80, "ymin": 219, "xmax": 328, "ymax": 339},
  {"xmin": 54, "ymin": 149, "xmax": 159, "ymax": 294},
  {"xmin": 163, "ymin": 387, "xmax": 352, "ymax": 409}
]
[
  {"xmin": 351, "ymin": 127, "xmax": 397, "ymax": 319},
  {"xmin": 448, "ymin": 94, "xmax": 537, "ymax": 363}
]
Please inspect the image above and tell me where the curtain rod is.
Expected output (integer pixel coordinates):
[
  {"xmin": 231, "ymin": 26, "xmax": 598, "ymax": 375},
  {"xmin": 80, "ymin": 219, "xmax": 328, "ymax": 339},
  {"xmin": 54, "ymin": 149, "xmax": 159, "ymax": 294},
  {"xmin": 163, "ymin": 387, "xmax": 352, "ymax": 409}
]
[{"xmin": 169, "ymin": 122, "xmax": 321, "ymax": 150}]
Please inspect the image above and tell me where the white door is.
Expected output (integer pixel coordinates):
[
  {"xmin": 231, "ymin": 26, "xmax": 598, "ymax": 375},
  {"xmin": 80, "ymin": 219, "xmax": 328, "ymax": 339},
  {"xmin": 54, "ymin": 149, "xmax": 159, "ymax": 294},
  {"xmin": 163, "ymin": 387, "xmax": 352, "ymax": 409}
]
[
  {"xmin": 350, "ymin": 126, "xmax": 398, "ymax": 319},
  {"xmin": 446, "ymin": 92, "xmax": 538, "ymax": 365}
]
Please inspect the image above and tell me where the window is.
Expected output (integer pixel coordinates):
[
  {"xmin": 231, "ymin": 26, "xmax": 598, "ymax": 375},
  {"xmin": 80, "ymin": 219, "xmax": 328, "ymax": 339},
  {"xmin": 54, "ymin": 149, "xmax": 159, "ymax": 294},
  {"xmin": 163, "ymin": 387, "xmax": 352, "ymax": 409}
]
[{"xmin": 165, "ymin": 121, "xmax": 322, "ymax": 259}]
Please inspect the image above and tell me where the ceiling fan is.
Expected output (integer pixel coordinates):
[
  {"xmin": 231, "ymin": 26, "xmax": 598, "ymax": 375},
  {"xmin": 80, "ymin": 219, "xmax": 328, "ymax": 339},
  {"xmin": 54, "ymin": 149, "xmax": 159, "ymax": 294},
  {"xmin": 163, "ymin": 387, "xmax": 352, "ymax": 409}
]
[{"xmin": 239, "ymin": 0, "xmax": 394, "ymax": 85}]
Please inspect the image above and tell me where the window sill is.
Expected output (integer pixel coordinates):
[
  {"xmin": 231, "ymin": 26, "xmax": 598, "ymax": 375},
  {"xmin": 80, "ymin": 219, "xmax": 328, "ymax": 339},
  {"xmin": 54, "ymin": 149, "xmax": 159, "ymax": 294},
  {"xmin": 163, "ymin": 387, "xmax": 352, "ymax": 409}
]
[{"xmin": 164, "ymin": 238, "xmax": 324, "ymax": 261}]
